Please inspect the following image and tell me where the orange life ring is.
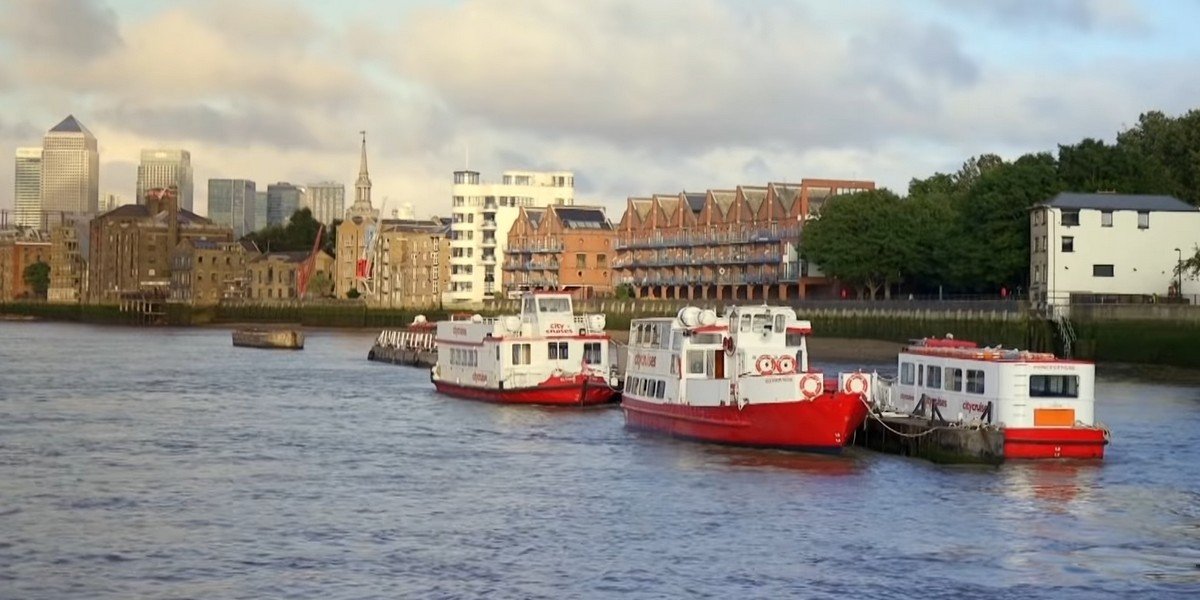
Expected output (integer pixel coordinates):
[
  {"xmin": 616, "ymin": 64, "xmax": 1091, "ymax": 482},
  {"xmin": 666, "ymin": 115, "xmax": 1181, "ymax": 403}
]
[
  {"xmin": 799, "ymin": 373, "xmax": 822, "ymax": 399},
  {"xmin": 776, "ymin": 355, "xmax": 796, "ymax": 374},
  {"xmin": 844, "ymin": 372, "xmax": 869, "ymax": 395},
  {"xmin": 755, "ymin": 355, "xmax": 775, "ymax": 375}
]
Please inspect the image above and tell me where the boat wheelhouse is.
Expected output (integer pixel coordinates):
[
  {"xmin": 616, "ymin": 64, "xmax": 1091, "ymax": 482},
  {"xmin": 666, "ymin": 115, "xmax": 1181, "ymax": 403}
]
[
  {"xmin": 620, "ymin": 305, "xmax": 870, "ymax": 451},
  {"xmin": 873, "ymin": 337, "xmax": 1108, "ymax": 459},
  {"xmin": 430, "ymin": 292, "xmax": 620, "ymax": 406}
]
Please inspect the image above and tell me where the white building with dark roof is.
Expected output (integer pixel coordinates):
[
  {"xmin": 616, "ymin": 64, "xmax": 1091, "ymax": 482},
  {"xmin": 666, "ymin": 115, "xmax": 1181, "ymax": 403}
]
[{"xmin": 1030, "ymin": 192, "xmax": 1200, "ymax": 307}]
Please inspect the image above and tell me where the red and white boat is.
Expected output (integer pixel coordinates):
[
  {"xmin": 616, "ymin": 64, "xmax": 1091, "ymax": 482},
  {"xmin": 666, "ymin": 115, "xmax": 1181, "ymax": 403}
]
[
  {"xmin": 874, "ymin": 337, "xmax": 1109, "ymax": 459},
  {"xmin": 430, "ymin": 292, "xmax": 621, "ymax": 406},
  {"xmin": 620, "ymin": 305, "xmax": 870, "ymax": 452}
]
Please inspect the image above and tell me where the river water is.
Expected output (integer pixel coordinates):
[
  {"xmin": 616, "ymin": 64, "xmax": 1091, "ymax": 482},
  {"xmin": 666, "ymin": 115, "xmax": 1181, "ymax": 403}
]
[{"xmin": 0, "ymin": 322, "xmax": 1198, "ymax": 599}]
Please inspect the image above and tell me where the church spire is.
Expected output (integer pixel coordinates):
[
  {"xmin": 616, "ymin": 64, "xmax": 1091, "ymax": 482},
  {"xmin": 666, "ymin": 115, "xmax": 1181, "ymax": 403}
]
[{"xmin": 346, "ymin": 130, "xmax": 377, "ymax": 219}]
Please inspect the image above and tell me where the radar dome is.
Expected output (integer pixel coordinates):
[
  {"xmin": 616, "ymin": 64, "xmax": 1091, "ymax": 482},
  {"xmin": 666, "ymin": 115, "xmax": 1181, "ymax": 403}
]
[
  {"xmin": 504, "ymin": 316, "xmax": 521, "ymax": 333},
  {"xmin": 471, "ymin": 314, "xmax": 484, "ymax": 323},
  {"xmin": 677, "ymin": 306, "xmax": 702, "ymax": 327},
  {"xmin": 588, "ymin": 314, "xmax": 606, "ymax": 331},
  {"xmin": 699, "ymin": 309, "xmax": 718, "ymax": 326}
]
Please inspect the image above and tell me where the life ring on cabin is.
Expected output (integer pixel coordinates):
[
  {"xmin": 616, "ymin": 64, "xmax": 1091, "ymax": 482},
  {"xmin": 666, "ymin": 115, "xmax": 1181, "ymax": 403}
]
[
  {"xmin": 844, "ymin": 372, "xmax": 870, "ymax": 396},
  {"xmin": 775, "ymin": 355, "xmax": 796, "ymax": 374},
  {"xmin": 755, "ymin": 355, "xmax": 776, "ymax": 375},
  {"xmin": 723, "ymin": 337, "xmax": 735, "ymax": 355},
  {"xmin": 799, "ymin": 373, "xmax": 822, "ymax": 399}
]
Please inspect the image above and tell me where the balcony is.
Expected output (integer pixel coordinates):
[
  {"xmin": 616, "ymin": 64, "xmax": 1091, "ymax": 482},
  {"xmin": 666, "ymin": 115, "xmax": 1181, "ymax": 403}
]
[
  {"xmin": 615, "ymin": 226, "xmax": 801, "ymax": 250},
  {"xmin": 481, "ymin": 237, "xmax": 497, "ymax": 247},
  {"xmin": 481, "ymin": 220, "xmax": 497, "ymax": 231},
  {"xmin": 481, "ymin": 255, "xmax": 497, "ymax": 265}
]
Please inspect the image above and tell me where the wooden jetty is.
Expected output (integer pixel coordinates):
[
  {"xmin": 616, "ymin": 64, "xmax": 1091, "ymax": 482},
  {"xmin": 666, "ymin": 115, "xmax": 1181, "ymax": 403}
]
[{"xmin": 232, "ymin": 328, "xmax": 305, "ymax": 350}]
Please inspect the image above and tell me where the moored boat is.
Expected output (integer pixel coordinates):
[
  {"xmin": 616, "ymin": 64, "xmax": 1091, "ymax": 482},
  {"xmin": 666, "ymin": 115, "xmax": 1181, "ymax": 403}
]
[
  {"xmin": 620, "ymin": 305, "xmax": 870, "ymax": 452},
  {"xmin": 232, "ymin": 328, "xmax": 305, "ymax": 350},
  {"xmin": 430, "ymin": 292, "xmax": 621, "ymax": 406},
  {"xmin": 368, "ymin": 316, "xmax": 437, "ymax": 366},
  {"xmin": 873, "ymin": 337, "xmax": 1109, "ymax": 459}
]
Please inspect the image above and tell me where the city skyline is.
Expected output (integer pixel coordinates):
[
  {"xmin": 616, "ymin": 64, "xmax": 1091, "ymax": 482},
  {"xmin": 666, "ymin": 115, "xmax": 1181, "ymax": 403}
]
[{"xmin": 3, "ymin": 0, "xmax": 1200, "ymax": 218}]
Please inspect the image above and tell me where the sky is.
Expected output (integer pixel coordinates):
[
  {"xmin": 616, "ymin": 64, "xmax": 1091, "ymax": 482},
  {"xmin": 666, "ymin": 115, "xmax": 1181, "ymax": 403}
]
[{"xmin": 2, "ymin": 0, "xmax": 1200, "ymax": 219}]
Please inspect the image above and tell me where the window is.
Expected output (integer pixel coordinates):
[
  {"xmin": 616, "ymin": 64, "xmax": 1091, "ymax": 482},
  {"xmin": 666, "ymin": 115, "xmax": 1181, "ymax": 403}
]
[
  {"xmin": 548, "ymin": 341, "xmax": 568, "ymax": 360},
  {"xmin": 926, "ymin": 366, "xmax": 942, "ymax": 389},
  {"xmin": 1101, "ymin": 210, "xmax": 1113, "ymax": 227},
  {"xmin": 511, "ymin": 343, "xmax": 531, "ymax": 365},
  {"xmin": 583, "ymin": 342, "xmax": 602, "ymax": 365},
  {"xmin": 900, "ymin": 362, "xmax": 915, "ymax": 385},
  {"xmin": 1093, "ymin": 264, "xmax": 1114, "ymax": 277},
  {"xmin": 1030, "ymin": 375, "xmax": 1079, "ymax": 398},
  {"xmin": 1138, "ymin": 211, "xmax": 1149, "ymax": 229},
  {"xmin": 966, "ymin": 369, "xmax": 985, "ymax": 394},
  {"xmin": 945, "ymin": 368, "xmax": 963, "ymax": 392},
  {"xmin": 917, "ymin": 363, "xmax": 924, "ymax": 386},
  {"xmin": 596, "ymin": 254, "xmax": 607, "ymax": 268},
  {"xmin": 1061, "ymin": 211, "xmax": 1080, "ymax": 226},
  {"xmin": 686, "ymin": 350, "xmax": 706, "ymax": 374},
  {"xmin": 576, "ymin": 253, "xmax": 586, "ymax": 268},
  {"xmin": 1062, "ymin": 236, "xmax": 1074, "ymax": 253},
  {"xmin": 656, "ymin": 380, "xmax": 666, "ymax": 399}
]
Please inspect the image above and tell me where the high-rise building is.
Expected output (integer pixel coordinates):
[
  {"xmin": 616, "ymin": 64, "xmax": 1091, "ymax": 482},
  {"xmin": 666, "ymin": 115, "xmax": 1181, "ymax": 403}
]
[
  {"xmin": 99, "ymin": 192, "xmax": 127, "ymax": 213},
  {"xmin": 266, "ymin": 182, "xmax": 304, "ymax": 227},
  {"xmin": 304, "ymin": 181, "xmax": 345, "ymax": 225},
  {"xmin": 137, "ymin": 149, "xmax": 193, "ymax": 212},
  {"xmin": 40, "ymin": 115, "xmax": 99, "ymax": 225},
  {"xmin": 208, "ymin": 179, "xmax": 257, "ymax": 238},
  {"xmin": 444, "ymin": 169, "xmax": 575, "ymax": 306},
  {"xmin": 14, "ymin": 147, "xmax": 42, "ymax": 228},
  {"xmin": 254, "ymin": 191, "xmax": 268, "ymax": 233}
]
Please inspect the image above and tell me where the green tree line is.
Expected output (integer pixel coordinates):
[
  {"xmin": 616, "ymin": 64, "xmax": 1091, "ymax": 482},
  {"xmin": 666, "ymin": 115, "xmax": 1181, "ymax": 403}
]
[
  {"xmin": 804, "ymin": 109, "xmax": 1200, "ymax": 299},
  {"xmin": 242, "ymin": 208, "xmax": 340, "ymax": 257}
]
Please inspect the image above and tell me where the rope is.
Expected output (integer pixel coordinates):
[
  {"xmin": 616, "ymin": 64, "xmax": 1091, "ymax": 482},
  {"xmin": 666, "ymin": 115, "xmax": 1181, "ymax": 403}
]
[{"xmin": 858, "ymin": 393, "xmax": 975, "ymax": 439}]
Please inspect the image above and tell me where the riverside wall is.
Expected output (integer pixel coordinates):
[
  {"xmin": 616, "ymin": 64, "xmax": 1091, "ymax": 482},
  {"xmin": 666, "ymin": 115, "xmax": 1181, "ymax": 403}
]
[{"xmin": 3, "ymin": 299, "xmax": 1199, "ymax": 369}]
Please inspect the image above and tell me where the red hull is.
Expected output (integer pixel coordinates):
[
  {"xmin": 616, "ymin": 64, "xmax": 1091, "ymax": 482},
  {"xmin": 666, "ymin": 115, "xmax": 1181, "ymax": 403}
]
[
  {"xmin": 433, "ymin": 376, "xmax": 619, "ymax": 407},
  {"xmin": 1004, "ymin": 427, "xmax": 1108, "ymax": 459},
  {"xmin": 621, "ymin": 392, "xmax": 870, "ymax": 452}
]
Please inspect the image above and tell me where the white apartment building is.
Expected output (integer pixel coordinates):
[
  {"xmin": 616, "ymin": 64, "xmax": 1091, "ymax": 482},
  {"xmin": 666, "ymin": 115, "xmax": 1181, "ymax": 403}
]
[
  {"xmin": 137, "ymin": 149, "xmax": 193, "ymax": 211},
  {"xmin": 444, "ymin": 170, "xmax": 574, "ymax": 306},
  {"xmin": 1030, "ymin": 193, "xmax": 1200, "ymax": 308}
]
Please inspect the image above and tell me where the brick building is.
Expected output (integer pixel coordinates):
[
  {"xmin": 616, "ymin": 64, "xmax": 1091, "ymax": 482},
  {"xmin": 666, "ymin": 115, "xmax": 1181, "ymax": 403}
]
[
  {"xmin": 0, "ymin": 229, "xmax": 51, "ymax": 301},
  {"xmin": 48, "ymin": 217, "xmax": 88, "ymax": 303},
  {"xmin": 373, "ymin": 218, "xmax": 451, "ymax": 308},
  {"xmin": 87, "ymin": 187, "xmax": 233, "ymax": 303},
  {"xmin": 246, "ymin": 250, "xmax": 335, "ymax": 301},
  {"xmin": 504, "ymin": 205, "xmax": 616, "ymax": 297},
  {"xmin": 614, "ymin": 179, "xmax": 874, "ymax": 301},
  {"xmin": 169, "ymin": 239, "xmax": 259, "ymax": 304}
]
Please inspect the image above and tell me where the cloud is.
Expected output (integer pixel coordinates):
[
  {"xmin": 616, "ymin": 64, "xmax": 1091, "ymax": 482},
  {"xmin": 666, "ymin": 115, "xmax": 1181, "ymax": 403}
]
[
  {"xmin": 95, "ymin": 103, "xmax": 321, "ymax": 149},
  {"xmin": 934, "ymin": 0, "xmax": 1148, "ymax": 33},
  {"xmin": 0, "ymin": 0, "xmax": 122, "ymax": 59}
]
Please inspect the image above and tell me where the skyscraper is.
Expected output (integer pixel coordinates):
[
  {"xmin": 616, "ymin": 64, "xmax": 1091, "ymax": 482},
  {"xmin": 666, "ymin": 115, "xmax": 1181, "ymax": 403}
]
[
  {"xmin": 13, "ymin": 148, "xmax": 42, "ymax": 228},
  {"xmin": 266, "ymin": 182, "xmax": 303, "ymax": 227},
  {"xmin": 208, "ymin": 179, "xmax": 257, "ymax": 238},
  {"xmin": 40, "ymin": 115, "xmax": 99, "ymax": 224},
  {"xmin": 254, "ymin": 191, "xmax": 268, "ymax": 233},
  {"xmin": 304, "ymin": 181, "xmax": 345, "ymax": 225},
  {"xmin": 137, "ymin": 149, "xmax": 193, "ymax": 211},
  {"xmin": 99, "ymin": 192, "xmax": 126, "ymax": 213}
]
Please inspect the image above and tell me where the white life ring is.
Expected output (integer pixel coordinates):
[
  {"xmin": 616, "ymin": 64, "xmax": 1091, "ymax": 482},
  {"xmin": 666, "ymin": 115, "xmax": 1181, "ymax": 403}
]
[
  {"xmin": 719, "ymin": 267, "xmax": 726, "ymax": 275},
  {"xmin": 844, "ymin": 372, "xmax": 869, "ymax": 395},
  {"xmin": 799, "ymin": 373, "xmax": 822, "ymax": 399},
  {"xmin": 755, "ymin": 355, "xmax": 776, "ymax": 375},
  {"xmin": 775, "ymin": 355, "xmax": 796, "ymax": 374}
]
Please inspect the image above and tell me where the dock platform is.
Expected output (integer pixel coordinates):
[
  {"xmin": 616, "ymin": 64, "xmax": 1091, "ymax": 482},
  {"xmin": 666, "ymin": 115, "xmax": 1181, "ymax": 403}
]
[{"xmin": 854, "ymin": 412, "xmax": 1005, "ymax": 464}]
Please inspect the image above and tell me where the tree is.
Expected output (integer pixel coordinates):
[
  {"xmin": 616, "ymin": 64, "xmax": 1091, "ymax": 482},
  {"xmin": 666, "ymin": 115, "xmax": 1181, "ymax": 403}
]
[
  {"xmin": 308, "ymin": 271, "xmax": 334, "ymax": 298},
  {"xmin": 22, "ymin": 261, "xmax": 50, "ymax": 299},
  {"xmin": 1177, "ymin": 245, "xmax": 1200, "ymax": 279},
  {"xmin": 243, "ymin": 208, "xmax": 325, "ymax": 253},
  {"xmin": 1057, "ymin": 138, "xmax": 1172, "ymax": 195},
  {"xmin": 802, "ymin": 189, "xmax": 912, "ymax": 299}
]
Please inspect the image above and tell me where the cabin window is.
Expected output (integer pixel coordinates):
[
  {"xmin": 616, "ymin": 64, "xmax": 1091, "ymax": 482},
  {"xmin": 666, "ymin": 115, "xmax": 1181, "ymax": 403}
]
[
  {"xmin": 687, "ymin": 351, "xmax": 706, "ymax": 375},
  {"xmin": 751, "ymin": 314, "xmax": 770, "ymax": 334},
  {"xmin": 945, "ymin": 368, "xmax": 963, "ymax": 392},
  {"xmin": 786, "ymin": 333, "xmax": 804, "ymax": 347},
  {"xmin": 774, "ymin": 315, "xmax": 786, "ymax": 333},
  {"xmin": 656, "ymin": 380, "xmax": 666, "ymax": 399},
  {"xmin": 583, "ymin": 342, "xmax": 602, "ymax": 365},
  {"xmin": 538, "ymin": 297, "xmax": 570, "ymax": 313},
  {"xmin": 917, "ymin": 364, "xmax": 924, "ymax": 387},
  {"xmin": 694, "ymin": 333, "xmax": 721, "ymax": 344},
  {"xmin": 1029, "ymin": 375, "xmax": 1079, "ymax": 398},
  {"xmin": 523, "ymin": 296, "xmax": 536, "ymax": 314},
  {"xmin": 548, "ymin": 342, "xmax": 568, "ymax": 360},
  {"xmin": 671, "ymin": 331, "xmax": 683, "ymax": 350},
  {"xmin": 900, "ymin": 362, "xmax": 916, "ymax": 385},
  {"xmin": 926, "ymin": 366, "xmax": 942, "ymax": 389},
  {"xmin": 740, "ymin": 314, "xmax": 752, "ymax": 332},
  {"xmin": 966, "ymin": 369, "xmax": 985, "ymax": 394},
  {"xmin": 511, "ymin": 343, "xmax": 531, "ymax": 365}
]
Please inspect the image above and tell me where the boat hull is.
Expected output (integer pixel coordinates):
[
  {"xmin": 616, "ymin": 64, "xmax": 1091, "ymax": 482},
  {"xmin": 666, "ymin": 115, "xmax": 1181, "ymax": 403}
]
[
  {"xmin": 433, "ymin": 376, "xmax": 619, "ymax": 406},
  {"xmin": 232, "ymin": 329, "xmax": 304, "ymax": 350},
  {"xmin": 1004, "ymin": 427, "xmax": 1108, "ymax": 459},
  {"xmin": 621, "ymin": 392, "xmax": 870, "ymax": 452}
]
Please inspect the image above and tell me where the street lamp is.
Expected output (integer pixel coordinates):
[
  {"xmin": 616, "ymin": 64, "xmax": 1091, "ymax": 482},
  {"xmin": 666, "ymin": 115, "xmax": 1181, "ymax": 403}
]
[{"xmin": 1175, "ymin": 247, "xmax": 1183, "ymax": 298}]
